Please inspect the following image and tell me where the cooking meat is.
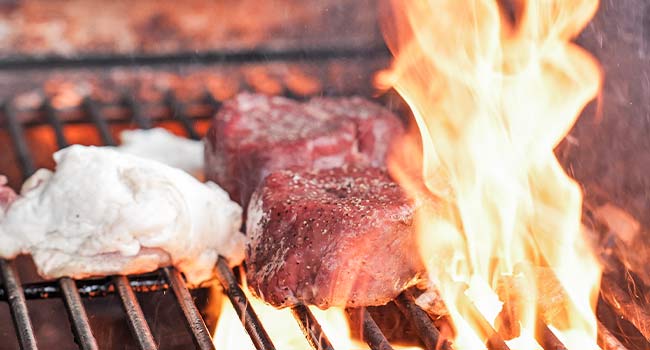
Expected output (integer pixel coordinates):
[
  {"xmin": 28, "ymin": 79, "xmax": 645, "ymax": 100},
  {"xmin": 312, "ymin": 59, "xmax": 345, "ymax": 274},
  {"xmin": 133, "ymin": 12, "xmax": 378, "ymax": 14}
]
[
  {"xmin": 307, "ymin": 96, "xmax": 404, "ymax": 166},
  {"xmin": 246, "ymin": 167, "xmax": 425, "ymax": 308},
  {"xmin": 0, "ymin": 145, "xmax": 244, "ymax": 285},
  {"xmin": 204, "ymin": 93, "xmax": 403, "ymax": 207},
  {"xmin": 205, "ymin": 93, "xmax": 357, "ymax": 207}
]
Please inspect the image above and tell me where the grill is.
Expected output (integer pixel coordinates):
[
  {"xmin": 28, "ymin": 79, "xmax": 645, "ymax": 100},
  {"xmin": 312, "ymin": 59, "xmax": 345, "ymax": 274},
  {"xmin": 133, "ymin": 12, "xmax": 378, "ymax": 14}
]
[
  {"xmin": 0, "ymin": 70, "xmax": 454, "ymax": 350},
  {"xmin": 0, "ymin": 45, "xmax": 640, "ymax": 350}
]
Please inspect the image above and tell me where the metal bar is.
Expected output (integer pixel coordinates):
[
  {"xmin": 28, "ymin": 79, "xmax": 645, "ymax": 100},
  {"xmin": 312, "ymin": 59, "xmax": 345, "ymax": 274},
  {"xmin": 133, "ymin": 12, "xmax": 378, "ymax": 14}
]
[
  {"xmin": 455, "ymin": 293, "xmax": 509, "ymax": 350},
  {"xmin": 163, "ymin": 267, "xmax": 215, "ymax": 350},
  {"xmin": 204, "ymin": 92, "xmax": 222, "ymax": 112},
  {"xmin": 536, "ymin": 320, "xmax": 567, "ymax": 350},
  {"xmin": 214, "ymin": 257, "xmax": 276, "ymax": 350},
  {"xmin": 41, "ymin": 100, "xmax": 69, "ymax": 149},
  {"xmin": 290, "ymin": 304, "xmax": 335, "ymax": 350},
  {"xmin": 165, "ymin": 91, "xmax": 200, "ymax": 140},
  {"xmin": 395, "ymin": 291, "xmax": 453, "ymax": 350},
  {"xmin": 0, "ymin": 274, "xmax": 168, "ymax": 300},
  {"xmin": 112, "ymin": 275, "xmax": 157, "ymax": 350},
  {"xmin": 82, "ymin": 97, "xmax": 116, "ymax": 146},
  {"xmin": 0, "ymin": 259, "xmax": 38, "ymax": 350},
  {"xmin": 59, "ymin": 278, "xmax": 99, "ymax": 350},
  {"xmin": 598, "ymin": 321, "xmax": 629, "ymax": 350},
  {"xmin": 346, "ymin": 308, "xmax": 394, "ymax": 350},
  {"xmin": 3, "ymin": 101, "xmax": 35, "ymax": 178},
  {"xmin": 123, "ymin": 94, "xmax": 152, "ymax": 129}
]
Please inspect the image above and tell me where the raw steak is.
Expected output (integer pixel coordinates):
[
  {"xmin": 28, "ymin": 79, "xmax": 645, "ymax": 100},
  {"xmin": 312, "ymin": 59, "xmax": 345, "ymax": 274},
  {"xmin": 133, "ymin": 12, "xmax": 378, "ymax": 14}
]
[
  {"xmin": 307, "ymin": 96, "xmax": 404, "ymax": 166},
  {"xmin": 204, "ymin": 93, "xmax": 403, "ymax": 207},
  {"xmin": 246, "ymin": 167, "xmax": 424, "ymax": 308}
]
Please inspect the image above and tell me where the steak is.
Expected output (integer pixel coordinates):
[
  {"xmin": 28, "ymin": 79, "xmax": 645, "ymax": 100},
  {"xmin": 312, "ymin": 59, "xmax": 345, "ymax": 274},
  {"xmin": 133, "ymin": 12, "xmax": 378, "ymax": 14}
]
[
  {"xmin": 307, "ymin": 96, "xmax": 404, "ymax": 166},
  {"xmin": 204, "ymin": 93, "xmax": 403, "ymax": 207},
  {"xmin": 246, "ymin": 167, "xmax": 425, "ymax": 308}
]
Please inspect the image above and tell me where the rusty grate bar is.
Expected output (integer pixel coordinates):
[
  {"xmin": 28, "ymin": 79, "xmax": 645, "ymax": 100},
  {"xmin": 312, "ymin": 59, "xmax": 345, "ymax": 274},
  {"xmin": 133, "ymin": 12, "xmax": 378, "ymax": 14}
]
[
  {"xmin": 83, "ymin": 97, "xmax": 116, "ymax": 146},
  {"xmin": 59, "ymin": 277, "xmax": 99, "ymax": 350},
  {"xmin": 0, "ymin": 259, "xmax": 38, "ymax": 350},
  {"xmin": 291, "ymin": 304, "xmax": 336, "ymax": 350},
  {"xmin": 112, "ymin": 275, "xmax": 158, "ymax": 350},
  {"xmin": 42, "ymin": 100, "xmax": 69, "ymax": 149},
  {"xmin": 163, "ymin": 267, "xmax": 215, "ymax": 350},
  {"xmin": 346, "ymin": 307, "xmax": 394, "ymax": 350},
  {"xmin": 536, "ymin": 319, "xmax": 567, "ymax": 350},
  {"xmin": 165, "ymin": 91, "xmax": 200, "ymax": 140},
  {"xmin": 3, "ymin": 100, "xmax": 36, "ymax": 177},
  {"xmin": 214, "ymin": 257, "xmax": 276, "ymax": 350},
  {"xmin": 123, "ymin": 93, "xmax": 153, "ymax": 130},
  {"xmin": 395, "ymin": 291, "xmax": 452, "ymax": 350}
]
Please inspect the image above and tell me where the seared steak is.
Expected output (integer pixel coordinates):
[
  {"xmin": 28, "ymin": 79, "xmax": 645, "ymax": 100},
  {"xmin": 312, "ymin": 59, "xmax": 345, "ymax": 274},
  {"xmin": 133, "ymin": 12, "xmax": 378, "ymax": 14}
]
[
  {"xmin": 246, "ymin": 167, "xmax": 424, "ymax": 308},
  {"xmin": 204, "ymin": 93, "xmax": 403, "ymax": 207}
]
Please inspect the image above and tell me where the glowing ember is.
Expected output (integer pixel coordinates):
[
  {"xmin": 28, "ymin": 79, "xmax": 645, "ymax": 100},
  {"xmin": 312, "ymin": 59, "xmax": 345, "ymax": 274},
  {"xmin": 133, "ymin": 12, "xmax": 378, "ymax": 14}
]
[{"xmin": 378, "ymin": 0, "xmax": 603, "ymax": 349}]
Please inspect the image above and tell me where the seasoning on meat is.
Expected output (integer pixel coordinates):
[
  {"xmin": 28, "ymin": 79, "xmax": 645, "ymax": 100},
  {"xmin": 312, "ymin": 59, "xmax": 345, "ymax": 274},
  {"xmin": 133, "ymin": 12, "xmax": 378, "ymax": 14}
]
[
  {"xmin": 204, "ymin": 93, "xmax": 404, "ymax": 208},
  {"xmin": 0, "ymin": 145, "xmax": 244, "ymax": 285},
  {"xmin": 246, "ymin": 166, "xmax": 425, "ymax": 308}
]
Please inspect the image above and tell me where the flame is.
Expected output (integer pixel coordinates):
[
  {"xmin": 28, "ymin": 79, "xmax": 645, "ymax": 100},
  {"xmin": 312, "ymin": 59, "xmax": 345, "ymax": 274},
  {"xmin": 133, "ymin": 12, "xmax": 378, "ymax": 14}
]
[
  {"xmin": 212, "ymin": 285, "xmax": 373, "ymax": 350},
  {"xmin": 379, "ymin": 0, "xmax": 603, "ymax": 349}
]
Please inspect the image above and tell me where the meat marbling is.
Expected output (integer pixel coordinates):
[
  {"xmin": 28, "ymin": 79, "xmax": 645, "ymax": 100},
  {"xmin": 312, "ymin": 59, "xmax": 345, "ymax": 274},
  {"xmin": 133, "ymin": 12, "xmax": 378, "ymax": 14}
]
[
  {"xmin": 246, "ymin": 167, "xmax": 425, "ymax": 308},
  {"xmin": 204, "ymin": 93, "xmax": 403, "ymax": 207},
  {"xmin": 0, "ymin": 145, "xmax": 244, "ymax": 285}
]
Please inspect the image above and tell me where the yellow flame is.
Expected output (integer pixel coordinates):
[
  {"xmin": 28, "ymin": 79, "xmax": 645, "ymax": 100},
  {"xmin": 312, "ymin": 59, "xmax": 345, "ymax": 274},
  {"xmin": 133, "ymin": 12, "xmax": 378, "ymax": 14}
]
[
  {"xmin": 213, "ymin": 285, "xmax": 422, "ymax": 350},
  {"xmin": 379, "ymin": 0, "xmax": 603, "ymax": 349}
]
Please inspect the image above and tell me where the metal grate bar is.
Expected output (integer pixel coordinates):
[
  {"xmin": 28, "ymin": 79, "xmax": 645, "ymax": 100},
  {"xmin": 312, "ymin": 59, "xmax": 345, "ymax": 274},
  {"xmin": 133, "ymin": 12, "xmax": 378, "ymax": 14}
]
[
  {"xmin": 291, "ymin": 304, "xmax": 335, "ymax": 350},
  {"xmin": 214, "ymin": 257, "xmax": 276, "ymax": 350},
  {"xmin": 42, "ymin": 100, "xmax": 69, "ymax": 149},
  {"xmin": 165, "ymin": 91, "xmax": 200, "ymax": 140},
  {"xmin": 0, "ymin": 259, "xmax": 38, "ymax": 350},
  {"xmin": 456, "ymin": 293, "xmax": 509, "ymax": 350},
  {"xmin": 395, "ymin": 291, "xmax": 452, "ymax": 350},
  {"xmin": 162, "ymin": 267, "xmax": 215, "ymax": 350},
  {"xmin": 0, "ymin": 274, "xmax": 167, "ymax": 300},
  {"xmin": 59, "ymin": 278, "xmax": 99, "ymax": 350},
  {"xmin": 346, "ymin": 308, "xmax": 394, "ymax": 350},
  {"xmin": 112, "ymin": 275, "xmax": 158, "ymax": 350},
  {"xmin": 536, "ymin": 320, "xmax": 567, "ymax": 350},
  {"xmin": 82, "ymin": 97, "xmax": 117, "ymax": 146},
  {"xmin": 3, "ymin": 101, "xmax": 35, "ymax": 177},
  {"xmin": 123, "ymin": 94, "xmax": 153, "ymax": 130},
  {"xmin": 204, "ymin": 92, "xmax": 222, "ymax": 112}
]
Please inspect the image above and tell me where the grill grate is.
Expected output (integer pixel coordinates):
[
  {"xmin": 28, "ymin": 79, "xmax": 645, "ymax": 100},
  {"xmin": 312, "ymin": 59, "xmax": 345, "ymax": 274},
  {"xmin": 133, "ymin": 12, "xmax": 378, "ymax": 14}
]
[
  {"xmin": 0, "ymin": 90, "xmax": 606, "ymax": 350},
  {"xmin": 0, "ymin": 92, "xmax": 448, "ymax": 350}
]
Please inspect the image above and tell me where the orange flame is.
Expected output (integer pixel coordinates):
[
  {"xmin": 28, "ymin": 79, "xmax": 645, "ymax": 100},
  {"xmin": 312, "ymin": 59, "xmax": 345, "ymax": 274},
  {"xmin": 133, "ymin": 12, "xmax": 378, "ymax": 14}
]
[
  {"xmin": 378, "ymin": 0, "xmax": 603, "ymax": 349},
  {"xmin": 213, "ymin": 284, "xmax": 425, "ymax": 350}
]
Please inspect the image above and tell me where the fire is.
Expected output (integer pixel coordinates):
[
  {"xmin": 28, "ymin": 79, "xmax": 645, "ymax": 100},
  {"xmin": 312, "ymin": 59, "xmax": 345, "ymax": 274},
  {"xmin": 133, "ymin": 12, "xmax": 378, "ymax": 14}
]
[
  {"xmin": 213, "ymin": 284, "xmax": 370, "ymax": 350},
  {"xmin": 379, "ymin": 0, "xmax": 603, "ymax": 349}
]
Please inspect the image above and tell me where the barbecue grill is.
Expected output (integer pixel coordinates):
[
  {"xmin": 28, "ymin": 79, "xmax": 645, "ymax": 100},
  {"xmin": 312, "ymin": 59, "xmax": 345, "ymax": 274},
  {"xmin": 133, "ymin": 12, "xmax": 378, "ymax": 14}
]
[
  {"xmin": 0, "ymin": 65, "xmax": 637, "ymax": 350},
  {"xmin": 0, "ymin": 1, "xmax": 648, "ymax": 349},
  {"xmin": 0, "ymin": 74, "xmax": 454, "ymax": 350}
]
